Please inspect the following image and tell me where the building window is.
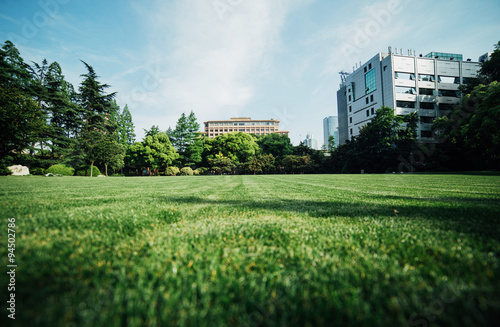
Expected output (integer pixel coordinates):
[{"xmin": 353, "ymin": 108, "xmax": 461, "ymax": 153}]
[
  {"xmin": 395, "ymin": 86, "xmax": 416, "ymax": 94},
  {"xmin": 364, "ymin": 67, "xmax": 367, "ymax": 73},
  {"xmin": 368, "ymin": 63, "xmax": 372, "ymax": 70},
  {"xmin": 421, "ymin": 130, "xmax": 433, "ymax": 138},
  {"xmin": 421, "ymin": 116, "xmax": 434, "ymax": 124},
  {"xmin": 371, "ymin": 107, "xmax": 375, "ymax": 115},
  {"xmin": 349, "ymin": 117, "xmax": 352, "ymax": 124},
  {"xmin": 396, "ymin": 101, "xmax": 415, "ymax": 108},
  {"xmin": 383, "ymin": 65, "xmax": 387, "ymax": 71},
  {"xmin": 348, "ymin": 95, "xmax": 352, "ymax": 101},
  {"xmin": 350, "ymin": 128, "xmax": 353, "ymax": 135},
  {"xmin": 438, "ymin": 76, "xmax": 460, "ymax": 84},
  {"xmin": 365, "ymin": 69, "xmax": 376, "ymax": 94},
  {"xmin": 418, "ymin": 74, "xmax": 435, "ymax": 82},
  {"xmin": 438, "ymin": 89, "xmax": 460, "ymax": 97},
  {"xmin": 395, "ymin": 72, "xmax": 415, "ymax": 80},
  {"xmin": 366, "ymin": 97, "xmax": 369, "ymax": 104},
  {"xmin": 349, "ymin": 106, "xmax": 352, "ymax": 113},
  {"xmin": 419, "ymin": 88, "xmax": 434, "ymax": 96},
  {"xmin": 370, "ymin": 94, "xmax": 374, "ymax": 102},
  {"xmin": 420, "ymin": 102, "xmax": 435, "ymax": 110},
  {"xmin": 366, "ymin": 110, "xmax": 369, "ymax": 117}
]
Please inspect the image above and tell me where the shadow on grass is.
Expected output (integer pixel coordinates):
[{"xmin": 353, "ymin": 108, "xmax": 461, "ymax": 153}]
[{"xmin": 162, "ymin": 194, "xmax": 500, "ymax": 241}]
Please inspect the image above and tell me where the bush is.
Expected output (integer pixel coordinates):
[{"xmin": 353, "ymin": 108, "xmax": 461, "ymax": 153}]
[
  {"xmin": 0, "ymin": 165, "xmax": 12, "ymax": 176},
  {"xmin": 180, "ymin": 167, "xmax": 194, "ymax": 176},
  {"xmin": 193, "ymin": 169, "xmax": 200, "ymax": 175},
  {"xmin": 46, "ymin": 164, "xmax": 74, "ymax": 176},
  {"xmin": 31, "ymin": 167, "xmax": 46, "ymax": 175},
  {"xmin": 166, "ymin": 167, "xmax": 180, "ymax": 176},
  {"xmin": 76, "ymin": 166, "xmax": 101, "ymax": 177},
  {"xmin": 195, "ymin": 167, "xmax": 208, "ymax": 175}
]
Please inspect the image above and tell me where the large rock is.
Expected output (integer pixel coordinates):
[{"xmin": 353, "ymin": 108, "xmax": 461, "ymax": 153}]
[{"xmin": 8, "ymin": 165, "xmax": 30, "ymax": 176}]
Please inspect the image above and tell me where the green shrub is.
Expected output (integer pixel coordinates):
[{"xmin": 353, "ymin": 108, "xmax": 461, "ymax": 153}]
[
  {"xmin": 31, "ymin": 167, "xmax": 46, "ymax": 175},
  {"xmin": 76, "ymin": 166, "xmax": 101, "ymax": 177},
  {"xmin": 166, "ymin": 167, "xmax": 180, "ymax": 176},
  {"xmin": 46, "ymin": 164, "xmax": 74, "ymax": 176},
  {"xmin": 196, "ymin": 167, "xmax": 208, "ymax": 175},
  {"xmin": 193, "ymin": 169, "xmax": 200, "ymax": 175},
  {"xmin": 180, "ymin": 167, "xmax": 194, "ymax": 176},
  {"xmin": 0, "ymin": 165, "xmax": 12, "ymax": 176}
]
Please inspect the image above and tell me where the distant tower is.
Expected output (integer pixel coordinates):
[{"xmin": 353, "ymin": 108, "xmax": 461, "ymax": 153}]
[
  {"xmin": 323, "ymin": 116, "xmax": 339, "ymax": 149},
  {"xmin": 304, "ymin": 132, "xmax": 318, "ymax": 150}
]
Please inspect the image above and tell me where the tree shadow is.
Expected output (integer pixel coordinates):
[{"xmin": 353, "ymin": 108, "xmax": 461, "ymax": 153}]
[{"xmin": 162, "ymin": 194, "xmax": 500, "ymax": 241}]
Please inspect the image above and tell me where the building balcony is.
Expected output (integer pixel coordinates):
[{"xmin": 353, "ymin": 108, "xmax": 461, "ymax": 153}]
[
  {"xmin": 394, "ymin": 79, "xmax": 416, "ymax": 87},
  {"xmin": 418, "ymin": 81, "xmax": 435, "ymax": 89},
  {"xmin": 437, "ymin": 96, "xmax": 461, "ymax": 105},
  {"xmin": 395, "ymin": 108, "xmax": 417, "ymax": 116},
  {"xmin": 420, "ymin": 123, "xmax": 433, "ymax": 131},
  {"xmin": 418, "ymin": 109, "xmax": 436, "ymax": 117},
  {"xmin": 418, "ymin": 95, "xmax": 436, "ymax": 103},
  {"xmin": 396, "ymin": 93, "xmax": 417, "ymax": 101},
  {"xmin": 438, "ymin": 82, "xmax": 459, "ymax": 90}
]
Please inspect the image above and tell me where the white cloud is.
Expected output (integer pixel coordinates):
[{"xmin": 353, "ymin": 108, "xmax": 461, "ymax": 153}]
[
  {"xmin": 317, "ymin": 0, "xmax": 411, "ymax": 76},
  {"xmin": 130, "ymin": 0, "xmax": 303, "ymax": 128}
]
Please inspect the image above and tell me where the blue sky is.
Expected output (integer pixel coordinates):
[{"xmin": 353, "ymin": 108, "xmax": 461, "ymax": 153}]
[{"xmin": 1, "ymin": 0, "xmax": 499, "ymax": 146}]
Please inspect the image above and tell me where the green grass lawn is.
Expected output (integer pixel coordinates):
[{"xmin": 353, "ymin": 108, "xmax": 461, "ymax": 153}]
[{"xmin": 1, "ymin": 174, "xmax": 499, "ymax": 326}]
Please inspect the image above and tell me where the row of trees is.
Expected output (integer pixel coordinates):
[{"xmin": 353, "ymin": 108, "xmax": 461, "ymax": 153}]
[
  {"xmin": 0, "ymin": 40, "xmax": 135, "ymax": 176},
  {"xmin": 2, "ymin": 39, "xmax": 499, "ymax": 175}
]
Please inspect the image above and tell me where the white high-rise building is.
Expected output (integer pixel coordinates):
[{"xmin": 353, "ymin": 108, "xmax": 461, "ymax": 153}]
[
  {"xmin": 304, "ymin": 132, "xmax": 318, "ymax": 150},
  {"xmin": 323, "ymin": 116, "xmax": 339, "ymax": 149},
  {"xmin": 336, "ymin": 49, "xmax": 481, "ymax": 145}
]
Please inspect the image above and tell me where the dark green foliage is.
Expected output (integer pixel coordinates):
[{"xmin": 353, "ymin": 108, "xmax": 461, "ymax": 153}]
[
  {"xmin": 0, "ymin": 87, "xmax": 46, "ymax": 160},
  {"xmin": 480, "ymin": 41, "xmax": 500, "ymax": 83},
  {"xmin": 127, "ymin": 133, "xmax": 179, "ymax": 176},
  {"xmin": 76, "ymin": 165, "xmax": 101, "ymax": 177},
  {"xmin": 78, "ymin": 61, "xmax": 116, "ymax": 133},
  {"xmin": 330, "ymin": 106, "xmax": 419, "ymax": 173},
  {"xmin": 170, "ymin": 111, "xmax": 201, "ymax": 166},
  {"xmin": 209, "ymin": 132, "xmax": 259, "ymax": 164},
  {"xmin": 246, "ymin": 153, "xmax": 275, "ymax": 174},
  {"xmin": 431, "ymin": 81, "xmax": 500, "ymax": 170},
  {"xmin": 46, "ymin": 164, "xmax": 75, "ymax": 176},
  {"xmin": 31, "ymin": 167, "xmax": 46, "ymax": 175},
  {"xmin": 0, "ymin": 40, "xmax": 32, "ymax": 91},
  {"xmin": 210, "ymin": 155, "xmax": 236, "ymax": 174},
  {"xmin": 144, "ymin": 125, "xmax": 160, "ymax": 137},
  {"xmin": 257, "ymin": 133, "xmax": 294, "ymax": 165},
  {"xmin": 118, "ymin": 104, "xmax": 135, "ymax": 145},
  {"xmin": 282, "ymin": 154, "xmax": 313, "ymax": 173},
  {"xmin": 0, "ymin": 164, "xmax": 12, "ymax": 175}
]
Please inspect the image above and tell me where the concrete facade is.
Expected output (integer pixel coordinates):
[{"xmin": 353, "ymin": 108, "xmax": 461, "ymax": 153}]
[
  {"xmin": 203, "ymin": 117, "xmax": 289, "ymax": 138},
  {"xmin": 337, "ymin": 50, "xmax": 481, "ymax": 145}
]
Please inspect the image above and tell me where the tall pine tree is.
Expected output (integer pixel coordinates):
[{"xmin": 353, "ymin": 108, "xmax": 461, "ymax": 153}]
[
  {"xmin": 118, "ymin": 104, "xmax": 136, "ymax": 145},
  {"xmin": 0, "ymin": 41, "xmax": 46, "ymax": 162},
  {"xmin": 78, "ymin": 61, "xmax": 118, "ymax": 174}
]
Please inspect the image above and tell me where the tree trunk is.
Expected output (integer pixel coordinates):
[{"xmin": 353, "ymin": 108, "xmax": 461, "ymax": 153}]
[
  {"xmin": 105, "ymin": 164, "xmax": 108, "ymax": 176},
  {"xmin": 91, "ymin": 161, "xmax": 94, "ymax": 177}
]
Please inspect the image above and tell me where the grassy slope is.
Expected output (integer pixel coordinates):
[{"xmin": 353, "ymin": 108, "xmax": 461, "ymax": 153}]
[{"xmin": 0, "ymin": 174, "xmax": 499, "ymax": 326}]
